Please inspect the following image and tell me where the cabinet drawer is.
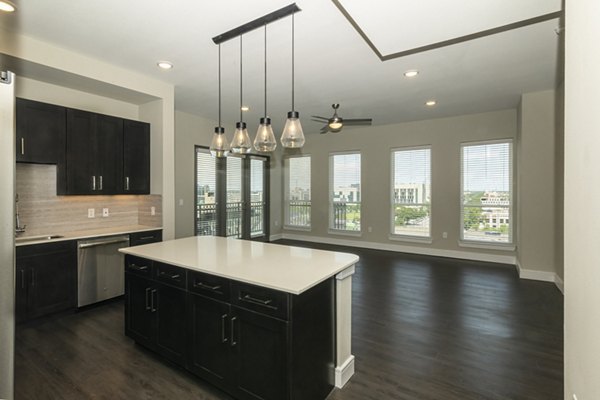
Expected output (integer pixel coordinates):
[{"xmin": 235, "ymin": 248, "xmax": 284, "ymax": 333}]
[
  {"xmin": 155, "ymin": 262, "xmax": 186, "ymax": 289},
  {"xmin": 129, "ymin": 230, "xmax": 162, "ymax": 247},
  {"xmin": 231, "ymin": 282, "xmax": 289, "ymax": 320},
  {"xmin": 188, "ymin": 271, "xmax": 230, "ymax": 302},
  {"xmin": 125, "ymin": 255, "xmax": 153, "ymax": 277}
]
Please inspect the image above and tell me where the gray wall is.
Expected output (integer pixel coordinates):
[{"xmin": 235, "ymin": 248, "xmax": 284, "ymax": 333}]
[{"xmin": 517, "ymin": 90, "xmax": 560, "ymax": 278}]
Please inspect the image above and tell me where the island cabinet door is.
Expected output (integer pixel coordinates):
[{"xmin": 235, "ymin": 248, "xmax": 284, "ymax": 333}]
[
  {"xmin": 125, "ymin": 273, "xmax": 156, "ymax": 348},
  {"xmin": 230, "ymin": 306, "xmax": 289, "ymax": 400},
  {"xmin": 187, "ymin": 293, "xmax": 231, "ymax": 387},
  {"xmin": 154, "ymin": 282, "xmax": 187, "ymax": 366}
]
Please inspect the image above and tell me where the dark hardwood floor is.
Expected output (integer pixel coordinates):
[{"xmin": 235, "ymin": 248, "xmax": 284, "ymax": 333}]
[{"xmin": 15, "ymin": 241, "xmax": 563, "ymax": 400}]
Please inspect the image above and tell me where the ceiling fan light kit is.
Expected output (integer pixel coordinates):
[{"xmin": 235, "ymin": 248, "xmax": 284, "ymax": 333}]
[{"xmin": 210, "ymin": 3, "xmax": 303, "ymax": 156}]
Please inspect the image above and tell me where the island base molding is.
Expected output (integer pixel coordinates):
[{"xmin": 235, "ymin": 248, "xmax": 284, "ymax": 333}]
[
  {"xmin": 335, "ymin": 355, "xmax": 355, "ymax": 388},
  {"xmin": 335, "ymin": 264, "xmax": 356, "ymax": 388}
]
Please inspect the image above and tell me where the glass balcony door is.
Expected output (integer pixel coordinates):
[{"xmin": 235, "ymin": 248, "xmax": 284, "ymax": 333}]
[{"xmin": 195, "ymin": 147, "xmax": 269, "ymax": 241}]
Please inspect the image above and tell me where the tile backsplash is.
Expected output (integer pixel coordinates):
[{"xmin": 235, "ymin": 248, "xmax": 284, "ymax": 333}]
[{"xmin": 16, "ymin": 164, "xmax": 162, "ymax": 235}]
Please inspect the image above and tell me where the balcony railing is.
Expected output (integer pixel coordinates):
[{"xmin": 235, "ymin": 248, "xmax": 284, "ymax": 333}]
[
  {"xmin": 332, "ymin": 202, "xmax": 360, "ymax": 231},
  {"xmin": 287, "ymin": 200, "xmax": 311, "ymax": 227},
  {"xmin": 196, "ymin": 201, "xmax": 265, "ymax": 238}
]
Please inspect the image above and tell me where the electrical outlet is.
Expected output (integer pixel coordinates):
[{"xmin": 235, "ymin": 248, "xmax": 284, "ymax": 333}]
[
  {"xmin": 179, "ymin": 198, "xmax": 184, "ymax": 206},
  {"xmin": 274, "ymin": 220, "xmax": 279, "ymax": 227},
  {"xmin": 102, "ymin": 208, "xmax": 109, "ymax": 217},
  {"xmin": 151, "ymin": 206, "xmax": 156, "ymax": 216},
  {"xmin": 87, "ymin": 209, "xmax": 95, "ymax": 218},
  {"xmin": 368, "ymin": 226, "xmax": 373, "ymax": 232},
  {"xmin": 442, "ymin": 232, "xmax": 448, "ymax": 239}
]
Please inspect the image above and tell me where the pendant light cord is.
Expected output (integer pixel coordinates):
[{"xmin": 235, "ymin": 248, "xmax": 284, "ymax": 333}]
[
  {"xmin": 240, "ymin": 35, "xmax": 243, "ymax": 123},
  {"xmin": 291, "ymin": 11, "xmax": 295, "ymax": 112},
  {"xmin": 218, "ymin": 43, "xmax": 222, "ymax": 128},
  {"xmin": 264, "ymin": 23, "xmax": 267, "ymax": 119}
]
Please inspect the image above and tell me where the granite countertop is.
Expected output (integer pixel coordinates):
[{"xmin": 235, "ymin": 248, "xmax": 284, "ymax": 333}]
[
  {"xmin": 120, "ymin": 236, "xmax": 359, "ymax": 295},
  {"xmin": 15, "ymin": 225, "xmax": 163, "ymax": 247}
]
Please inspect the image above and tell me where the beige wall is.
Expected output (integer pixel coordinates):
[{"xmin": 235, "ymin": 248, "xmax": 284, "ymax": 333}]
[
  {"xmin": 280, "ymin": 109, "xmax": 518, "ymax": 263},
  {"xmin": 564, "ymin": 0, "xmax": 600, "ymax": 398},
  {"xmin": 517, "ymin": 90, "xmax": 560, "ymax": 280}
]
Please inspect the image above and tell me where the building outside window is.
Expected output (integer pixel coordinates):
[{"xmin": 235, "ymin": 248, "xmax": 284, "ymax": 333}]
[
  {"xmin": 284, "ymin": 156, "xmax": 311, "ymax": 228},
  {"xmin": 329, "ymin": 152, "xmax": 361, "ymax": 232},
  {"xmin": 391, "ymin": 146, "xmax": 431, "ymax": 238},
  {"xmin": 461, "ymin": 140, "xmax": 513, "ymax": 244}
]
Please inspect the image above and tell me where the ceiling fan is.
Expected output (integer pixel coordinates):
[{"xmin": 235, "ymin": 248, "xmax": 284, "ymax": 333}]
[{"xmin": 311, "ymin": 104, "xmax": 373, "ymax": 134}]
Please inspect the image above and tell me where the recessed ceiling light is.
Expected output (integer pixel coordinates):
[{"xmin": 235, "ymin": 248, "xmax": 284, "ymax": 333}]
[
  {"xmin": 425, "ymin": 100, "xmax": 437, "ymax": 107},
  {"xmin": 404, "ymin": 70, "xmax": 419, "ymax": 78},
  {"xmin": 241, "ymin": 106, "xmax": 249, "ymax": 112},
  {"xmin": 0, "ymin": 1, "xmax": 16, "ymax": 12},
  {"xmin": 157, "ymin": 61, "xmax": 173, "ymax": 70}
]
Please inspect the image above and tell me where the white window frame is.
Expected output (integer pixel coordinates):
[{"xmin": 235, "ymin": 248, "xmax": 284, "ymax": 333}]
[
  {"xmin": 329, "ymin": 151, "xmax": 362, "ymax": 236},
  {"xmin": 389, "ymin": 145, "xmax": 432, "ymax": 242},
  {"xmin": 284, "ymin": 154, "xmax": 311, "ymax": 231},
  {"xmin": 459, "ymin": 139, "xmax": 514, "ymax": 249}
]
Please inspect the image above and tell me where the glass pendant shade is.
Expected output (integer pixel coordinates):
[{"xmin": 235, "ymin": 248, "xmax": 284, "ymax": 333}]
[
  {"xmin": 254, "ymin": 117, "xmax": 277, "ymax": 152},
  {"xmin": 230, "ymin": 122, "xmax": 252, "ymax": 154},
  {"xmin": 210, "ymin": 127, "xmax": 230, "ymax": 158},
  {"xmin": 281, "ymin": 111, "xmax": 305, "ymax": 148}
]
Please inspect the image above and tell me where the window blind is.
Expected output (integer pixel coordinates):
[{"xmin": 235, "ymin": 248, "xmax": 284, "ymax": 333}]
[
  {"xmin": 330, "ymin": 153, "xmax": 361, "ymax": 231},
  {"xmin": 285, "ymin": 156, "xmax": 311, "ymax": 227}
]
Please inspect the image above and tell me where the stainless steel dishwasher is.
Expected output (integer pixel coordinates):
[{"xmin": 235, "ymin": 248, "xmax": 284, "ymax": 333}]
[{"xmin": 77, "ymin": 235, "xmax": 130, "ymax": 307}]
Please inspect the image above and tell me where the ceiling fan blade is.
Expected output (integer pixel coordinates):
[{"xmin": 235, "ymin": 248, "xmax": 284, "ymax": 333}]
[
  {"xmin": 320, "ymin": 125, "xmax": 330, "ymax": 134},
  {"xmin": 311, "ymin": 115, "xmax": 329, "ymax": 121},
  {"xmin": 343, "ymin": 118, "xmax": 373, "ymax": 126}
]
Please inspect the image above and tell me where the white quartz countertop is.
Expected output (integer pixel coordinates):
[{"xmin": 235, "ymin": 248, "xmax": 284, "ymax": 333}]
[
  {"xmin": 15, "ymin": 225, "xmax": 162, "ymax": 247},
  {"xmin": 120, "ymin": 236, "xmax": 359, "ymax": 295}
]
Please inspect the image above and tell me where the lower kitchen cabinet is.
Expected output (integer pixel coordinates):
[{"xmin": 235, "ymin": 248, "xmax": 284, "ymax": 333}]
[
  {"xmin": 125, "ymin": 266, "xmax": 187, "ymax": 365},
  {"xmin": 16, "ymin": 241, "xmax": 77, "ymax": 323},
  {"xmin": 125, "ymin": 256, "xmax": 335, "ymax": 400}
]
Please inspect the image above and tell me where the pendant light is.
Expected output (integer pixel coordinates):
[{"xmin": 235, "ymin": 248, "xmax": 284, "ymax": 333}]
[
  {"xmin": 280, "ymin": 11, "xmax": 305, "ymax": 148},
  {"xmin": 253, "ymin": 24, "xmax": 277, "ymax": 153},
  {"xmin": 209, "ymin": 44, "xmax": 230, "ymax": 158},
  {"xmin": 230, "ymin": 35, "xmax": 252, "ymax": 154}
]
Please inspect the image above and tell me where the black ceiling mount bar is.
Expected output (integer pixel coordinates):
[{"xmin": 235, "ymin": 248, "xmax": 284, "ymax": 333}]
[{"xmin": 212, "ymin": 3, "xmax": 301, "ymax": 45}]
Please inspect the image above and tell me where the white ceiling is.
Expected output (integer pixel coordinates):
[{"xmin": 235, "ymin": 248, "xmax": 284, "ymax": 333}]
[{"xmin": 0, "ymin": 0, "xmax": 562, "ymax": 135}]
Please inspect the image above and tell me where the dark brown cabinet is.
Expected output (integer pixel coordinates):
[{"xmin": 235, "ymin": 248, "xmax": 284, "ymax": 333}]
[
  {"xmin": 16, "ymin": 241, "xmax": 77, "ymax": 323},
  {"xmin": 123, "ymin": 119, "xmax": 150, "ymax": 194},
  {"xmin": 16, "ymin": 98, "xmax": 66, "ymax": 164},
  {"xmin": 125, "ymin": 260, "xmax": 187, "ymax": 365},
  {"xmin": 125, "ymin": 257, "xmax": 335, "ymax": 400},
  {"xmin": 61, "ymin": 109, "xmax": 123, "ymax": 195},
  {"xmin": 129, "ymin": 230, "xmax": 162, "ymax": 247}
]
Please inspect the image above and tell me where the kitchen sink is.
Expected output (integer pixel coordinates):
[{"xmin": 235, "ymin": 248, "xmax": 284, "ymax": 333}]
[{"xmin": 15, "ymin": 234, "xmax": 64, "ymax": 243}]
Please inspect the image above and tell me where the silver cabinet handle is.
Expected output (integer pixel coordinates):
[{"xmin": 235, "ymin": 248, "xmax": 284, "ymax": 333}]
[
  {"xmin": 145, "ymin": 287, "xmax": 151, "ymax": 310},
  {"xmin": 193, "ymin": 281, "xmax": 221, "ymax": 291},
  {"xmin": 125, "ymin": 176, "xmax": 130, "ymax": 191},
  {"xmin": 230, "ymin": 316, "xmax": 237, "ymax": 347},
  {"xmin": 20, "ymin": 137, "xmax": 25, "ymax": 155},
  {"xmin": 129, "ymin": 263, "xmax": 149, "ymax": 271},
  {"xmin": 151, "ymin": 289, "xmax": 157, "ymax": 312},
  {"xmin": 221, "ymin": 314, "xmax": 228, "ymax": 343},
  {"xmin": 158, "ymin": 271, "xmax": 180, "ymax": 280},
  {"xmin": 243, "ymin": 294, "xmax": 272, "ymax": 306},
  {"xmin": 92, "ymin": 176, "xmax": 96, "ymax": 191},
  {"xmin": 99, "ymin": 175, "xmax": 103, "ymax": 191}
]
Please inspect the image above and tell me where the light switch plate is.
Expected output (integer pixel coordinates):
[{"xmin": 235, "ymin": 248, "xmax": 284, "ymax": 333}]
[
  {"xmin": 151, "ymin": 206, "xmax": 156, "ymax": 216},
  {"xmin": 88, "ymin": 209, "xmax": 95, "ymax": 218}
]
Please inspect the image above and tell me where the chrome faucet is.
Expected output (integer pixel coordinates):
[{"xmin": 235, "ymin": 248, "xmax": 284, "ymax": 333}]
[{"xmin": 15, "ymin": 194, "xmax": 26, "ymax": 234}]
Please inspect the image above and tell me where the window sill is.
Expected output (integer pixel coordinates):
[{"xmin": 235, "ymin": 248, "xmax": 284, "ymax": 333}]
[
  {"xmin": 283, "ymin": 225, "xmax": 311, "ymax": 232},
  {"xmin": 328, "ymin": 229, "xmax": 362, "ymax": 238},
  {"xmin": 388, "ymin": 235, "xmax": 433, "ymax": 244},
  {"xmin": 458, "ymin": 240, "xmax": 516, "ymax": 251}
]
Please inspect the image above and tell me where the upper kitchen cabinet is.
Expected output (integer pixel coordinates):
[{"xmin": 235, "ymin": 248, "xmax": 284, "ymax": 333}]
[
  {"xmin": 123, "ymin": 119, "xmax": 150, "ymax": 194},
  {"xmin": 59, "ymin": 109, "xmax": 123, "ymax": 195},
  {"xmin": 16, "ymin": 98, "xmax": 66, "ymax": 164}
]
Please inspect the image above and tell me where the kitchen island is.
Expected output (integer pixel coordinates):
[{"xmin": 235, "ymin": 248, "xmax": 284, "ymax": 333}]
[{"xmin": 120, "ymin": 236, "xmax": 358, "ymax": 400}]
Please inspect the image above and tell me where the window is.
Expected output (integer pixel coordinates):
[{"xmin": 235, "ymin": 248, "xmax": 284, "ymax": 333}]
[
  {"xmin": 391, "ymin": 147, "xmax": 431, "ymax": 237},
  {"xmin": 329, "ymin": 152, "xmax": 361, "ymax": 232},
  {"xmin": 195, "ymin": 148, "xmax": 217, "ymax": 236},
  {"xmin": 284, "ymin": 156, "xmax": 311, "ymax": 228},
  {"xmin": 461, "ymin": 140, "xmax": 513, "ymax": 244}
]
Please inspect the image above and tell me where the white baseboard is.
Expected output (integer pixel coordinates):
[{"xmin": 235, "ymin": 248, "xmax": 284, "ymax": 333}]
[
  {"xmin": 269, "ymin": 233, "xmax": 283, "ymax": 241},
  {"xmin": 279, "ymin": 233, "xmax": 516, "ymax": 265},
  {"xmin": 334, "ymin": 355, "xmax": 355, "ymax": 388},
  {"xmin": 515, "ymin": 260, "xmax": 564, "ymax": 293}
]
